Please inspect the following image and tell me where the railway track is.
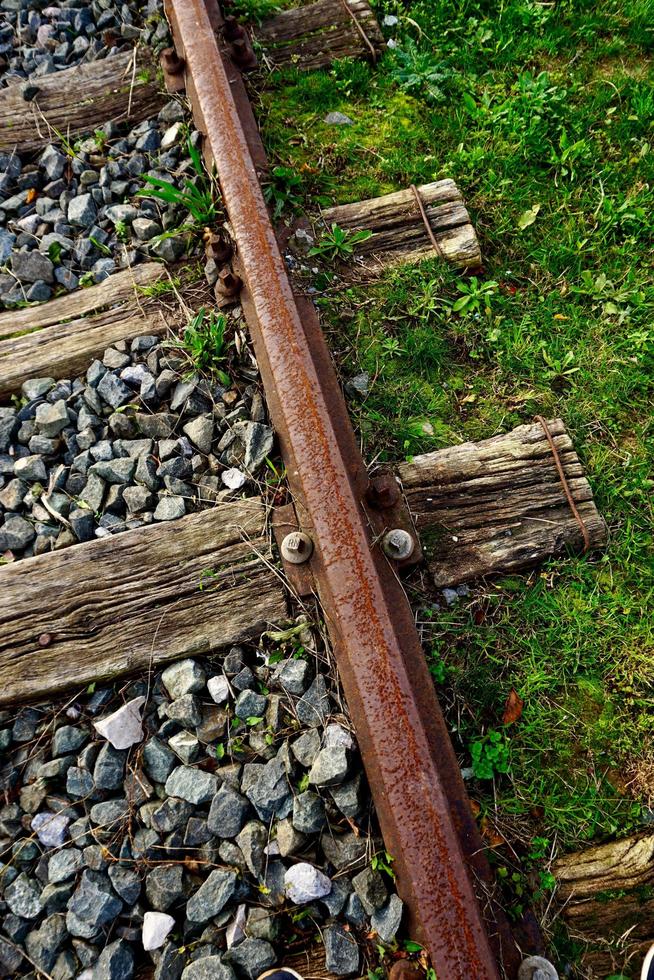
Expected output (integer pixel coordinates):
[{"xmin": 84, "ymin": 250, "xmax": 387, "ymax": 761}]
[{"xmin": 0, "ymin": 2, "xmax": 609, "ymax": 978}]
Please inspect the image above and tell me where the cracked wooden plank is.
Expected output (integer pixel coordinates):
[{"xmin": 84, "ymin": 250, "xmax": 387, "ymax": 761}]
[
  {"xmin": 0, "ymin": 499, "xmax": 288, "ymax": 705},
  {"xmin": 553, "ymin": 834, "xmax": 654, "ymax": 977},
  {"xmin": 321, "ymin": 180, "xmax": 481, "ymax": 270},
  {"xmin": 256, "ymin": 0, "xmax": 383, "ymax": 70},
  {"xmin": 0, "ymin": 264, "xmax": 172, "ymax": 399},
  {"xmin": 398, "ymin": 419, "xmax": 607, "ymax": 587},
  {"xmin": 0, "ymin": 50, "xmax": 166, "ymax": 154}
]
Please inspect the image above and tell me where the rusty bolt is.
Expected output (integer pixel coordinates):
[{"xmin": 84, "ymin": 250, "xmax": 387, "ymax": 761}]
[
  {"xmin": 38, "ymin": 633, "xmax": 53, "ymax": 647},
  {"xmin": 281, "ymin": 531, "xmax": 314, "ymax": 565},
  {"xmin": 161, "ymin": 47, "xmax": 184, "ymax": 74},
  {"xmin": 224, "ymin": 15, "xmax": 246, "ymax": 41},
  {"xmin": 229, "ymin": 38, "xmax": 257, "ymax": 70},
  {"xmin": 382, "ymin": 528, "xmax": 414, "ymax": 561},
  {"xmin": 216, "ymin": 268, "xmax": 242, "ymax": 298},
  {"xmin": 366, "ymin": 474, "xmax": 400, "ymax": 510},
  {"xmin": 205, "ymin": 237, "xmax": 233, "ymax": 264}
]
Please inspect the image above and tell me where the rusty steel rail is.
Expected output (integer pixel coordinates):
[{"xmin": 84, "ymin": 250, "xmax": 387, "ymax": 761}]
[{"xmin": 163, "ymin": 2, "xmax": 525, "ymax": 975}]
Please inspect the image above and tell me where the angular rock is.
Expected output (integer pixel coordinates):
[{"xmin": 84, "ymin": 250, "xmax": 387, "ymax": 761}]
[
  {"xmin": 321, "ymin": 831, "xmax": 367, "ymax": 871},
  {"xmin": 5, "ymin": 872, "xmax": 43, "ymax": 919},
  {"xmin": 31, "ymin": 811, "xmax": 70, "ymax": 847},
  {"xmin": 143, "ymin": 737, "xmax": 177, "ymax": 784},
  {"xmin": 143, "ymin": 910, "xmax": 176, "ymax": 951},
  {"xmin": 270, "ymin": 658, "xmax": 310, "ymax": 695},
  {"xmin": 308, "ymin": 746, "xmax": 349, "ymax": 788},
  {"xmin": 243, "ymin": 758, "xmax": 292, "ymax": 822},
  {"xmin": 168, "ymin": 730, "xmax": 200, "ymax": 764},
  {"xmin": 324, "ymin": 923, "xmax": 360, "ymax": 976},
  {"xmin": 234, "ymin": 689, "xmax": 266, "ymax": 720},
  {"xmin": 292, "ymin": 791, "xmax": 325, "ymax": 834},
  {"xmin": 323, "ymin": 723, "xmax": 355, "ymax": 751},
  {"xmin": 0, "ymin": 515, "xmax": 35, "ymax": 551},
  {"xmin": 145, "ymin": 864, "xmax": 185, "ymax": 911},
  {"xmin": 181, "ymin": 957, "xmax": 235, "ymax": 980},
  {"xmin": 154, "ymin": 494, "xmax": 185, "ymax": 520},
  {"xmin": 186, "ymin": 869, "xmax": 237, "ymax": 923},
  {"xmin": 92, "ymin": 938, "xmax": 134, "ymax": 980},
  {"xmin": 108, "ymin": 865, "xmax": 141, "ymax": 904},
  {"xmin": 183, "ymin": 415, "xmax": 213, "ymax": 454},
  {"xmin": 207, "ymin": 675, "xmax": 230, "ymax": 704},
  {"xmin": 352, "ymin": 866, "xmax": 388, "ymax": 914},
  {"xmin": 296, "ymin": 675, "xmax": 331, "ymax": 727},
  {"xmin": 236, "ymin": 820, "xmax": 267, "ymax": 878},
  {"xmin": 165, "ymin": 766, "xmax": 218, "ymax": 805},
  {"xmin": 67, "ymin": 870, "xmax": 122, "ymax": 934},
  {"xmin": 151, "ymin": 797, "xmax": 193, "ymax": 833},
  {"xmin": 68, "ymin": 193, "xmax": 97, "ymax": 228},
  {"xmin": 93, "ymin": 696, "xmax": 145, "ymax": 750},
  {"xmin": 162, "ymin": 659, "xmax": 206, "ymax": 699},
  {"xmin": 35, "ymin": 400, "xmax": 69, "ymax": 437},
  {"xmin": 275, "ymin": 818, "xmax": 306, "ymax": 858},
  {"xmin": 291, "ymin": 729, "xmax": 321, "ymax": 768},
  {"xmin": 371, "ymin": 893, "xmax": 403, "ymax": 943},
  {"xmin": 166, "ymin": 693, "xmax": 202, "ymax": 728},
  {"xmin": 207, "ymin": 785, "xmax": 250, "ymax": 839},
  {"xmin": 11, "ymin": 249, "xmax": 54, "ymax": 284},
  {"xmin": 284, "ymin": 863, "xmax": 332, "ymax": 904},
  {"xmin": 48, "ymin": 848, "xmax": 83, "ymax": 883},
  {"xmin": 93, "ymin": 743, "xmax": 126, "ymax": 791}
]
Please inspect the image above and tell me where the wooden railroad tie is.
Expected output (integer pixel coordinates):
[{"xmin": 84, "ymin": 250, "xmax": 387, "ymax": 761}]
[
  {"xmin": 0, "ymin": 500, "xmax": 287, "ymax": 706},
  {"xmin": 0, "ymin": 264, "xmax": 174, "ymax": 400},
  {"xmin": 318, "ymin": 179, "xmax": 482, "ymax": 270},
  {"xmin": 398, "ymin": 418, "xmax": 607, "ymax": 587},
  {"xmin": 553, "ymin": 833, "xmax": 654, "ymax": 977},
  {"xmin": 254, "ymin": 0, "xmax": 383, "ymax": 71},
  {"xmin": 0, "ymin": 50, "xmax": 165, "ymax": 155}
]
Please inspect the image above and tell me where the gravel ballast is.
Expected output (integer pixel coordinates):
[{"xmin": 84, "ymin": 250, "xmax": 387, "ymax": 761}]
[
  {"xmin": 0, "ymin": 97, "xmax": 205, "ymax": 308},
  {"xmin": 0, "ymin": 333, "xmax": 273, "ymax": 560},
  {"xmin": 0, "ymin": 0, "xmax": 170, "ymax": 87},
  {"xmin": 0, "ymin": 630, "xmax": 404, "ymax": 977}
]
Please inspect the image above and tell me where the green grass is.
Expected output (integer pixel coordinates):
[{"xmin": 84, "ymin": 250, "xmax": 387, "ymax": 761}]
[{"xmin": 256, "ymin": 0, "xmax": 654, "ymax": 887}]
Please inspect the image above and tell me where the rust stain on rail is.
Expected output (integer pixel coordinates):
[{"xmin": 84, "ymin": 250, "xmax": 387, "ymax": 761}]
[{"xmin": 164, "ymin": 2, "xmax": 515, "ymax": 975}]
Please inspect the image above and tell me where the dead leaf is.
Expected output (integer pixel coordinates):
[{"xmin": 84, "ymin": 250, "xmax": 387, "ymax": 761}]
[
  {"xmin": 480, "ymin": 816, "xmax": 506, "ymax": 848},
  {"xmin": 469, "ymin": 798, "xmax": 481, "ymax": 817},
  {"xmin": 502, "ymin": 687, "xmax": 524, "ymax": 726},
  {"xmin": 26, "ymin": 188, "xmax": 38, "ymax": 204}
]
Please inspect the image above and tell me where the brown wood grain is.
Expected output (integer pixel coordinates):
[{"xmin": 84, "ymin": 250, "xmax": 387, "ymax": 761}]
[
  {"xmin": 321, "ymin": 180, "xmax": 482, "ymax": 269},
  {"xmin": 398, "ymin": 419, "xmax": 607, "ymax": 586},
  {"xmin": 257, "ymin": 0, "xmax": 383, "ymax": 69},
  {"xmin": 0, "ymin": 500, "xmax": 288, "ymax": 705},
  {"xmin": 0, "ymin": 265, "xmax": 173, "ymax": 398},
  {"xmin": 553, "ymin": 834, "xmax": 654, "ymax": 976},
  {"xmin": 0, "ymin": 50, "xmax": 166, "ymax": 154}
]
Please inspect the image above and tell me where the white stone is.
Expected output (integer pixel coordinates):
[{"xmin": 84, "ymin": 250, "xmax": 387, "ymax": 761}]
[
  {"xmin": 31, "ymin": 811, "xmax": 70, "ymax": 848},
  {"xmin": 284, "ymin": 862, "xmax": 332, "ymax": 904},
  {"xmin": 161, "ymin": 659, "xmax": 206, "ymax": 699},
  {"xmin": 225, "ymin": 903, "xmax": 247, "ymax": 949},
  {"xmin": 323, "ymin": 723, "xmax": 355, "ymax": 751},
  {"xmin": 207, "ymin": 675, "xmax": 231, "ymax": 704},
  {"xmin": 221, "ymin": 467, "xmax": 246, "ymax": 490},
  {"xmin": 94, "ymin": 696, "xmax": 146, "ymax": 750},
  {"xmin": 142, "ymin": 911, "xmax": 175, "ymax": 951},
  {"xmin": 161, "ymin": 122, "xmax": 183, "ymax": 149}
]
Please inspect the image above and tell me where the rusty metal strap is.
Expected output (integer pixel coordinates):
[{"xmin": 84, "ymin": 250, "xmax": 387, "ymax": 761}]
[
  {"xmin": 410, "ymin": 183, "xmax": 445, "ymax": 260},
  {"xmin": 338, "ymin": 0, "xmax": 377, "ymax": 61},
  {"xmin": 535, "ymin": 415, "xmax": 591, "ymax": 553}
]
